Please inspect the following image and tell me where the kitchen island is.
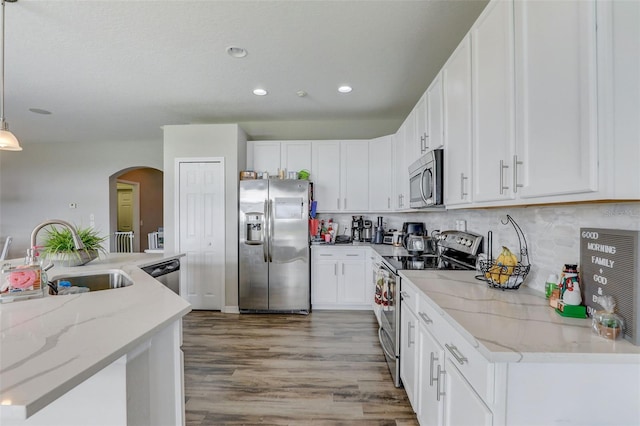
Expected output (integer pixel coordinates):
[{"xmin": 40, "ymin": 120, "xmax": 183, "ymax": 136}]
[
  {"xmin": 0, "ymin": 253, "xmax": 191, "ymax": 425},
  {"xmin": 400, "ymin": 269, "xmax": 640, "ymax": 425}
]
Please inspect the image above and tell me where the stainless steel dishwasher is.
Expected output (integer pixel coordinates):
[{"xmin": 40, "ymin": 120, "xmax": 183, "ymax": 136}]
[{"xmin": 141, "ymin": 258, "xmax": 180, "ymax": 294}]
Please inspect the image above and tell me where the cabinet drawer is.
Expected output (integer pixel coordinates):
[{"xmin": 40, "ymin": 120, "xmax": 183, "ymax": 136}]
[
  {"xmin": 440, "ymin": 319, "xmax": 493, "ymax": 403},
  {"xmin": 400, "ymin": 279, "xmax": 420, "ymax": 314},
  {"xmin": 312, "ymin": 248, "xmax": 365, "ymax": 261},
  {"xmin": 340, "ymin": 250, "xmax": 365, "ymax": 260}
]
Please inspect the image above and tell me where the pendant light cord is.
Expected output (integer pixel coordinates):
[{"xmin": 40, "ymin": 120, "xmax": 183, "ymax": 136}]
[{"xmin": 1, "ymin": 0, "xmax": 6, "ymax": 126}]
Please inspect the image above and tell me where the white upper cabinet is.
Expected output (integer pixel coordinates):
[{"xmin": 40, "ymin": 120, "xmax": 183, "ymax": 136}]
[
  {"xmin": 312, "ymin": 141, "xmax": 341, "ymax": 212},
  {"xmin": 514, "ymin": 0, "xmax": 598, "ymax": 199},
  {"xmin": 249, "ymin": 141, "xmax": 281, "ymax": 177},
  {"xmin": 443, "ymin": 34, "xmax": 473, "ymax": 207},
  {"xmin": 426, "ymin": 72, "xmax": 444, "ymax": 152},
  {"xmin": 248, "ymin": 141, "xmax": 312, "ymax": 178},
  {"xmin": 369, "ymin": 135, "xmax": 394, "ymax": 212},
  {"xmin": 404, "ymin": 109, "xmax": 421, "ymax": 172},
  {"xmin": 394, "ymin": 126, "xmax": 410, "ymax": 210},
  {"xmin": 340, "ymin": 140, "xmax": 370, "ymax": 212},
  {"xmin": 311, "ymin": 140, "xmax": 369, "ymax": 212},
  {"xmin": 471, "ymin": 0, "xmax": 516, "ymax": 203},
  {"xmin": 415, "ymin": 93, "xmax": 429, "ymax": 156},
  {"xmin": 281, "ymin": 141, "xmax": 312, "ymax": 175}
]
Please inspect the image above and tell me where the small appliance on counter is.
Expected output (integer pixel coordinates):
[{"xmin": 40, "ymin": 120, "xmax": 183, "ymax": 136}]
[
  {"xmin": 383, "ymin": 230, "xmax": 396, "ymax": 245},
  {"xmin": 401, "ymin": 222, "xmax": 425, "ymax": 249},
  {"xmin": 363, "ymin": 220, "xmax": 373, "ymax": 242},
  {"xmin": 374, "ymin": 216, "xmax": 385, "ymax": 244},
  {"xmin": 351, "ymin": 216, "xmax": 364, "ymax": 242}
]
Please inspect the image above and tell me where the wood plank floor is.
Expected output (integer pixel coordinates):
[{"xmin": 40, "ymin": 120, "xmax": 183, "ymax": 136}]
[{"xmin": 182, "ymin": 310, "xmax": 418, "ymax": 425}]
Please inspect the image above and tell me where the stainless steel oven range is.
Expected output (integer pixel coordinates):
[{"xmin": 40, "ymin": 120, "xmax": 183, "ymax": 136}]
[{"xmin": 377, "ymin": 230, "xmax": 483, "ymax": 388}]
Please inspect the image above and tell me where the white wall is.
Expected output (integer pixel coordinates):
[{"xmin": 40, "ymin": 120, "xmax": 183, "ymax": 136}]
[
  {"xmin": 0, "ymin": 140, "xmax": 163, "ymax": 257},
  {"xmin": 163, "ymin": 124, "xmax": 247, "ymax": 309},
  {"xmin": 320, "ymin": 201, "xmax": 640, "ymax": 294}
]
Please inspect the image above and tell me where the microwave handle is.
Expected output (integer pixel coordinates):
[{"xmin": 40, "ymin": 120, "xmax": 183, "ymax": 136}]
[{"xmin": 419, "ymin": 168, "xmax": 430, "ymax": 204}]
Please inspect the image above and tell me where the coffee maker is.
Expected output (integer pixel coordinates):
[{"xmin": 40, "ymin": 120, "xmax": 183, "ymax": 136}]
[
  {"xmin": 351, "ymin": 216, "xmax": 364, "ymax": 242},
  {"xmin": 363, "ymin": 220, "xmax": 373, "ymax": 242}
]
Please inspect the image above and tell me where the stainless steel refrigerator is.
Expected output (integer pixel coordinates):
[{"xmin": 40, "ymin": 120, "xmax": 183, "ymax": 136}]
[{"xmin": 239, "ymin": 179, "xmax": 310, "ymax": 313}]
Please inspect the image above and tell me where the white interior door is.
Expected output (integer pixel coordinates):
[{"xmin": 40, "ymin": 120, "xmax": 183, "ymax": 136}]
[{"xmin": 179, "ymin": 160, "xmax": 225, "ymax": 310}]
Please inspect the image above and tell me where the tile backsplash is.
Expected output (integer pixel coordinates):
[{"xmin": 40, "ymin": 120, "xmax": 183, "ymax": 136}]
[{"xmin": 319, "ymin": 201, "xmax": 640, "ymax": 294}]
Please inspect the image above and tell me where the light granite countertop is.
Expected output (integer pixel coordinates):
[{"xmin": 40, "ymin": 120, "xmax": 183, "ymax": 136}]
[
  {"xmin": 400, "ymin": 269, "xmax": 640, "ymax": 364},
  {"xmin": 0, "ymin": 253, "xmax": 192, "ymax": 420}
]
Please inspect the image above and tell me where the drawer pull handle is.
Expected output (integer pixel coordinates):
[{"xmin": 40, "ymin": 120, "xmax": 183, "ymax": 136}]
[
  {"xmin": 445, "ymin": 343, "xmax": 468, "ymax": 365},
  {"xmin": 436, "ymin": 364, "xmax": 445, "ymax": 401},
  {"xmin": 429, "ymin": 351, "xmax": 439, "ymax": 387},
  {"xmin": 407, "ymin": 322, "xmax": 415, "ymax": 347},
  {"xmin": 346, "ymin": 254, "xmax": 359, "ymax": 257},
  {"xmin": 419, "ymin": 311, "xmax": 433, "ymax": 324}
]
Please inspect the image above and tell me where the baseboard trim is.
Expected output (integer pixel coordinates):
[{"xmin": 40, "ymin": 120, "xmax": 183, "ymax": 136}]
[{"xmin": 222, "ymin": 305, "xmax": 240, "ymax": 314}]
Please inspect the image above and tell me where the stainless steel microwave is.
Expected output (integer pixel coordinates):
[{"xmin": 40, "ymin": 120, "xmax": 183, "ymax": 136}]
[{"xmin": 408, "ymin": 149, "xmax": 444, "ymax": 208}]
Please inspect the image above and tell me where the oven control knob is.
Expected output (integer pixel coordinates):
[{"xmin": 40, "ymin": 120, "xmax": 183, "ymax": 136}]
[
  {"xmin": 456, "ymin": 237, "xmax": 462, "ymax": 244},
  {"xmin": 465, "ymin": 240, "xmax": 473, "ymax": 247}
]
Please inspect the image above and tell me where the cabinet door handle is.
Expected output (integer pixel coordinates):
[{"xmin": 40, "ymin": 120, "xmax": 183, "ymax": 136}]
[
  {"xmin": 407, "ymin": 321, "xmax": 415, "ymax": 347},
  {"xmin": 344, "ymin": 198, "xmax": 347, "ymax": 210},
  {"xmin": 388, "ymin": 197, "xmax": 391, "ymax": 209},
  {"xmin": 445, "ymin": 343, "xmax": 468, "ymax": 365},
  {"xmin": 499, "ymin": 160, "xmax": 509, "ymax": 195},
  {"xmin": 429, "ymin": 351, "xmax": 439, "ymax": 387},
  {"xmin": 319, "ymin": 254, "xmax": 332, "ymax": 257},
  {"xmin": 419, "ymin": 311, "xmax": 433, "ymax": 324},
  {"xmin": 513, "ymin": 155, "xmax": 523, "ymax": 193},
  {"xmin": 460, "ymin": 173, "xmax": 468, "ymax": 199},
  {"xmin": 334, "ymin": 264, "xmax": 337, "ymax": 276},
  {"xmin": 436, "ymin": 364, "xmax": 445, "ymax": 401},
  {"xmin": 424, "ymin": 132, "xmax": 429, "ymax": 151},
  {"xmin": 337, "ymin": 198, "xmax": 340, "ymax": 209},
  {"xmin": 342, "ymin": 263, "xmax": 345, "ymax": 275}
]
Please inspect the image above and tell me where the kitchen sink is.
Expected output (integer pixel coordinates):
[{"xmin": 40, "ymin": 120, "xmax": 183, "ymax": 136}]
[{"xmin": 49, "ymin": 269, "xmax": 133, "ymax": 294}]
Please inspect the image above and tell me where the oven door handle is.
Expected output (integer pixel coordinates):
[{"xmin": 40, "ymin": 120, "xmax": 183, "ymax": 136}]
[{"xmin": 378, "ymin": 326, "xmax": 396, "ymax": 360}]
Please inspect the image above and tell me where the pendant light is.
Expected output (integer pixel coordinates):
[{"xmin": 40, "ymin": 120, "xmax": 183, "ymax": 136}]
[{"xmin": 0, "ymin": 0, "xmax": 20, "ymax": 151}]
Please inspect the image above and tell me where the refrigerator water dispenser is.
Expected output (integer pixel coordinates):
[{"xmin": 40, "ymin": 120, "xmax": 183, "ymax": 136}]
[{"xmin": 245, "ymin": 213, "xmax": 264, "ymax": 244}]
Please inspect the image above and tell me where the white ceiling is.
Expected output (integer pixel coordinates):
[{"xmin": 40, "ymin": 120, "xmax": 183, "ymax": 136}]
[{"xmin": 4, "ymin": 0, "xmax": 488, "ymax": 146}]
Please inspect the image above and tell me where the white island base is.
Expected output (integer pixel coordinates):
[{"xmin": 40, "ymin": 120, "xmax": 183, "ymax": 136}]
[
  {"xmin": 3, "ymin": 320, "xmax": 184, "ymax": 426},
  {"xmin": 1, "ymin": 254, "xmax": 191, "ymax": 426}
]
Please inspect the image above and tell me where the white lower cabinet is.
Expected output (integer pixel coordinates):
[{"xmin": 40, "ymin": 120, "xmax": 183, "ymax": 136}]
[
  {"xmin": 400, "ymin": 295, "xmax": 419, "ymax": 409},
  {"xmin": 442, "ymin": 357, "xmax": 493, "ymax": 426},
  {"xmin": 417, "ymin": 317, "xmax": 444, "ymax": 426},
  {"xmin": 403, "ymin": 279, "xmax": 493, "ymax": 426},
  {"xmin": 311, "ymin": 247, "xmax": 370, "ymax": 310}
]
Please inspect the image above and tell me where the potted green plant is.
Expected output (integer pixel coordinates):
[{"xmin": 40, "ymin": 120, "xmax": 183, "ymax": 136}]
[{"xmin": 41, "ymin": 226, "xmax": 107, "ymax": 267}]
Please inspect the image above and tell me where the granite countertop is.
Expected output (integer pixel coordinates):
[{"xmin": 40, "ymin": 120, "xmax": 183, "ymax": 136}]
[
  {"xmin": 400, "ymin": 269, "xmax": 640, "ymax": 364},
  {"xmin": 0, "ymin": 253, "xmax": 192, "ymax": 420}
]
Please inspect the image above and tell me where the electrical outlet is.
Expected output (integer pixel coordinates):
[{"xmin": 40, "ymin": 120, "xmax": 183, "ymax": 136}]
[{"xmin": 69, "ymin": 203, "xmax": 77, "ymax": 209}]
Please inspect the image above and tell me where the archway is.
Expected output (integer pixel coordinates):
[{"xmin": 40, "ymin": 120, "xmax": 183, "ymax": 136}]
[{"xmin": 108, "ymin": 167, "xmax": 163, "ymax": 252}]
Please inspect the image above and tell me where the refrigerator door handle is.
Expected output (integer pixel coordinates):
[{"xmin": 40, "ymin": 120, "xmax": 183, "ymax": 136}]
[
  {"xmin": 263, "ymin": 200, "xmax": 268, "ymax": 263},
  {"xmin": 268, "ymin": 199, "xmax": 274, "ymax": 263}
]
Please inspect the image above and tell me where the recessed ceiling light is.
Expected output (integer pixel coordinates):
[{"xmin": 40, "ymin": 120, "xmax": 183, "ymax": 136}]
[
  {"xmin": 296, "ymin": 90, "xmax": 307, "ymax": 97},
  {"xmin": 253, "ymin": 88, "xmax": 268, "ymax": 96},
  {"xmin": 226, "ymin": 46, "xmax": 247, "ymax": 58},
  {"xmin": 29, "ymin": 108, "xmax": 52, "ymax": 115},
  {"xmin": 338, "ymin": 85, "xmax": 352, "ymax": 94}
]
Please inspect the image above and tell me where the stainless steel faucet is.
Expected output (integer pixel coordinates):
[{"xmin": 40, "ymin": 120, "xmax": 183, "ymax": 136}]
[{"xmin": 25, "ymin": 219, "xmax": 85, "ymax": 265}]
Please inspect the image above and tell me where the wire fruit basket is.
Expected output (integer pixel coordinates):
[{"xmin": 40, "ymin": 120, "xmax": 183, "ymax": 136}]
[{"xmin": 478, "ymin": 215, "xmax": 531, "ymax": 290}]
